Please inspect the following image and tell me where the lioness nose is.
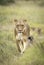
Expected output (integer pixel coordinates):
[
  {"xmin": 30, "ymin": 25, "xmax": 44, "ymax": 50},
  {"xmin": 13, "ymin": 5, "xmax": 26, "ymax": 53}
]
[{"xmin": 18, "ymin": 30, "xmax": 23, "ymax": 33}]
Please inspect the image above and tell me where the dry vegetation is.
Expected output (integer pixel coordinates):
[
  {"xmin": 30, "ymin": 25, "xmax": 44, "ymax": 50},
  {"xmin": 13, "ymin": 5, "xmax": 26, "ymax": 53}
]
[{"xmin": 0, "ymin": 1, "xmax": 44, "ymax": 65}]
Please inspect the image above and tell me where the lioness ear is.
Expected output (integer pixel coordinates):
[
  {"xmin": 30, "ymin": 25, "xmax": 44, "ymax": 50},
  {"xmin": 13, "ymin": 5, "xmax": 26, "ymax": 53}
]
[
  {"xmin": 23, "ymin": 19, "xmax": 27, "ymax": 22},
  {"xmin": 14, "ymin": 19, "xmax": 18, "ymax": 23}
]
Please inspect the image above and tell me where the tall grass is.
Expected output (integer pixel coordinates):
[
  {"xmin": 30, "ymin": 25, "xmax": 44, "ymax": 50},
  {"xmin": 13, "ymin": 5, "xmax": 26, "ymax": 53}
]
[{"xmin": 0, "ymin": 2, "xmax": 44, "ymax": 65}]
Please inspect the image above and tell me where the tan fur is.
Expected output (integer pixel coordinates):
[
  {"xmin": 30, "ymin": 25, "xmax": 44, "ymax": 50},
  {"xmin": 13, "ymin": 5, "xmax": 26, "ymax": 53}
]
[{"xmin": 14, "ymin": 19, "xmax": 30, "ymax": 53}]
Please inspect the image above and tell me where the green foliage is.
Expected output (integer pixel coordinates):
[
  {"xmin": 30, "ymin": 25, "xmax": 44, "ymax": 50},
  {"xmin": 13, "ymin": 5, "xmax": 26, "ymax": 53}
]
[
  {"xmin": 0, "ymin": 2, "xmax": 44, "ymax": 65},
  {"xmin": 0, "ymin": 0, "xmax": 15, "ymax": 5},
  {"xmin": 0, "ymin": 0, "xmax": 44, "ymax": 6}
]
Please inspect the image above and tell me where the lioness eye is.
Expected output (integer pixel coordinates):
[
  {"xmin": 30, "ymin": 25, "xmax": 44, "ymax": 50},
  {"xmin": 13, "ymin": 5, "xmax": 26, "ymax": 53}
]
[{"xmin": 22, "ymin": 25, "xmax": 24, "ymax": 27}]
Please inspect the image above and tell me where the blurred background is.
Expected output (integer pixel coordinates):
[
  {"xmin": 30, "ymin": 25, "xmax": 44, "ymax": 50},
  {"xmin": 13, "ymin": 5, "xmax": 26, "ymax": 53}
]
[{"xmin": 0, "ymin": 0, "xmax": 44, "ymax": 65}]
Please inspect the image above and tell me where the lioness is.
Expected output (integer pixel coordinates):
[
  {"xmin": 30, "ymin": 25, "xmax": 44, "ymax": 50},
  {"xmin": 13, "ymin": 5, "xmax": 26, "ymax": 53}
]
[{"xmin": 14, "ymin": 19, "xmax": 30, "ymax": 54}]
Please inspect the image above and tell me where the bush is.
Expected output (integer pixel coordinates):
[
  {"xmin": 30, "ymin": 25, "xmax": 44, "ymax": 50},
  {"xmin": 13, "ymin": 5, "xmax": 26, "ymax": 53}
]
[{"xmin": 0, "ymin": 0, "xmax": 15, "ymax": 5}]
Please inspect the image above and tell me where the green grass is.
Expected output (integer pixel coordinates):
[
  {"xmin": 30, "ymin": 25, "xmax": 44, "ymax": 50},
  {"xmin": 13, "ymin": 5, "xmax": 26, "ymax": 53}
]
[{"xmin": 0, "ymin": 2, "xmax": 44, "ymax": 65}]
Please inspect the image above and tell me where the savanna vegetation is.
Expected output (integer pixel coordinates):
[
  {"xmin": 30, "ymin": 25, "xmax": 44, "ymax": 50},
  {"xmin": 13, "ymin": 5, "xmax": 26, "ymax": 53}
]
[{"xmin": 0, "ymin": 1, "xmax": 44, "ymax": 65}]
